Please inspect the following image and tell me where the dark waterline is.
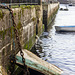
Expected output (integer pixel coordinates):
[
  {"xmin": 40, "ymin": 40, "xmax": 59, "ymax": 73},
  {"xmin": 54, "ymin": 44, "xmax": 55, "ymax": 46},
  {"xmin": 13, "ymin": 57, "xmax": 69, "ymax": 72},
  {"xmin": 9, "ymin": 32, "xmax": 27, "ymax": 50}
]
[{"xmin": 36, "ymin": 4, "xmax": 75, "ymax": 75}]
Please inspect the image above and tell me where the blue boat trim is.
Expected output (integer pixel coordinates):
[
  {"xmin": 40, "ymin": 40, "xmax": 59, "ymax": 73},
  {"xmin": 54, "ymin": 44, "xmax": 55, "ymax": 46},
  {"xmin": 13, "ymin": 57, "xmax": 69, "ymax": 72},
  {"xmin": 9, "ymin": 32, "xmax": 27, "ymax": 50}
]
[
  {"xmin": 57, "ymin": 26, "xmax": 75, "ymax": 27},
  {"xmin": 16, "ymin": 56, "xmax": 60, "ymax": 75}
]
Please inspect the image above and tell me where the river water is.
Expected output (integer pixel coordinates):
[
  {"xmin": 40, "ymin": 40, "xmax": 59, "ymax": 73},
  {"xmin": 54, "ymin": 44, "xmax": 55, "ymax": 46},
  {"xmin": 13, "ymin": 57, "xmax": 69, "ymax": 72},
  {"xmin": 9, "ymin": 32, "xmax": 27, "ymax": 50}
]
[{"xmin": 36, "ymin": 4, "xmax": 75, "ymax": 75}]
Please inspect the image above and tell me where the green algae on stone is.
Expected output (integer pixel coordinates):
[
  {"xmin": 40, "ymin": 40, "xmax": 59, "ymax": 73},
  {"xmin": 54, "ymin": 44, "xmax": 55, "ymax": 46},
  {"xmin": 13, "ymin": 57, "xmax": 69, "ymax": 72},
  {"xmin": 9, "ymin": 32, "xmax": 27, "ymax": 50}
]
[
  {"xmin": 0, "ymin": 10, "xmax": 4, "ymax": 20},
  {"xmin": 0, "ymin": 30, "xmax": 7, "ymax": 40},
  {"xmin": 13, "ymin": 13, "xmax": 16, "ymax": 16},
  {"xmin": 32, "ymin": 17, "xmax": 36, "ymax": 21},
  {"xmin": 17, "ymin": 21, "xmax": 22, "ymax": 30}
]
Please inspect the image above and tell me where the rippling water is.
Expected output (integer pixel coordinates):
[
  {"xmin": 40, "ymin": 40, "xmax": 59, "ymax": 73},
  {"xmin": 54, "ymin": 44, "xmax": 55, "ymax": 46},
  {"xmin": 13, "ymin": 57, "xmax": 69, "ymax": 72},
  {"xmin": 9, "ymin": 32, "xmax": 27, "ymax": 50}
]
[{"xmin": 36, "ymin": 4, "xmax": 75, "ymax": 75}]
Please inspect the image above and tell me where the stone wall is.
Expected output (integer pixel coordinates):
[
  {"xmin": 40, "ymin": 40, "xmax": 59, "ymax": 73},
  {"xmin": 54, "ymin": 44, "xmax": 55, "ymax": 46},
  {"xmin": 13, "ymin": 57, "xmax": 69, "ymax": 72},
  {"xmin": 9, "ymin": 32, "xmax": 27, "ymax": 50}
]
[
  {"xmin": 0, "ymin": 2, "xmax": 59, "ymax": 74},
  {"xmin": 0, "ymin": 5, "xmax": 43, "ymax": 75},
  {"xmin": 43, "ymin": 2, "xmax": 59, "ymax": 31},
  {"xmin": 47, "ymin": 3, "xmax": 59, "ymax": 25},
  {"xmin": 58, "ymin": 0, "xmax": 68, "ymax": 4},
  {"xmin": 58, "ymin": 0, "xmax": 75, "ymax": 4}
]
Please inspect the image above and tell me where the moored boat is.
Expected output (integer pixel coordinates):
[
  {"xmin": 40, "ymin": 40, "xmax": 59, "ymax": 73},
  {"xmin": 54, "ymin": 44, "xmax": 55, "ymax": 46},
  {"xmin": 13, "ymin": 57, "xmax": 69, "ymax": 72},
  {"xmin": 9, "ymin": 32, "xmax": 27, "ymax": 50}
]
[
  {"xmin": 55, "ymin": 26, "xmax": 75, "ymax": 32},
  {"xmin": 60, "ymin": 5, "xmax": 68, "ymax": 11},
  {"xmin": 16, "ymin": 49, "xmax": 63, "ymax": 75}
]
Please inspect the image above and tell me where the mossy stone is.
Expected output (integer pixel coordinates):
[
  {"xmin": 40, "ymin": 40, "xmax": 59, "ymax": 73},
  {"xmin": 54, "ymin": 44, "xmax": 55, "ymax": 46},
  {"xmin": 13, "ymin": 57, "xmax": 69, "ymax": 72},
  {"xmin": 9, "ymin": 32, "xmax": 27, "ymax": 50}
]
[{"xmin": 0, "ymin": 10, "xmax": 4, "ymax": 20}]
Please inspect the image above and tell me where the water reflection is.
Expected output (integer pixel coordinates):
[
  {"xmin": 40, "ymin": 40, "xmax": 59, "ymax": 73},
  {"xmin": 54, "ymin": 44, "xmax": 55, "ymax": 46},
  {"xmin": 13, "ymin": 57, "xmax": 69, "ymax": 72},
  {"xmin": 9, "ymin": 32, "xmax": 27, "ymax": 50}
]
[{"xmin": 35, "ymin": 4, "xmax": 75, "ymax": 75}]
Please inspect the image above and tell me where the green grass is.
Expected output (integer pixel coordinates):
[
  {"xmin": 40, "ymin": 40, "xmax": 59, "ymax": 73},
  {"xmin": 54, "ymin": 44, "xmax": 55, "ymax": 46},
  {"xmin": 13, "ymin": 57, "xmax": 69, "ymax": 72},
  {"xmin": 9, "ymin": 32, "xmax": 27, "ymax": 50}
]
[
  {"xmin": 11, "ymin": 5, "xmax": 19, "ymax": 8},
  {"xmin": 11, "ymin": 5, "xmax": 35, "ymax": 9}
]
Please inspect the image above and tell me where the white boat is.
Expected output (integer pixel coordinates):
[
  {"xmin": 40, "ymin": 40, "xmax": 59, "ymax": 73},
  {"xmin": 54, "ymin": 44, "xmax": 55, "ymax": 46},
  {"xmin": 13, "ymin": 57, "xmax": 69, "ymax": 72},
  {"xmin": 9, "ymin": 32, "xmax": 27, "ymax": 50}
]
[
  {"xmin": 60, "ymin": 5, "xmax": 68, "ymax": 11},
  {"xmin": 55, "ymin": 26, "xmax": 75, "ymax": 32},
  {"xmin": 68, "ymin": 3, "xmax": 75, "ymax": 6}
]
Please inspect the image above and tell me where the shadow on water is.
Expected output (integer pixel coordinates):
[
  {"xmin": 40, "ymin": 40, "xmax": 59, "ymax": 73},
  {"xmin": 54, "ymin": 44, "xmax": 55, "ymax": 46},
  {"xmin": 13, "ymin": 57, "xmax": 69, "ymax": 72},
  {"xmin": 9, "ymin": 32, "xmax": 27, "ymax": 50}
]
[
  {"xmin": 31, "ymin": 13, "xmax": 56, "ymax": 60},
  {"xmin": 30, "ymin": 45, "xmax": 41, "ymax": 57},
  {"xmin": 56, "ymin": 31, "xmax": 75, "ymax": 35},
  {"xmin": 31, "ymin": 31, "xmax": 53, "ymax": 61}
]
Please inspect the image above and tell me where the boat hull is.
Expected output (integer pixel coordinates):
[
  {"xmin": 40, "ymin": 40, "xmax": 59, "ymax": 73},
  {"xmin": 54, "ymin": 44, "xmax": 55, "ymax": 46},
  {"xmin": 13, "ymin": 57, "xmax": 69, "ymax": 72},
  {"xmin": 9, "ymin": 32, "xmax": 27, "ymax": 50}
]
[
  {"xmin": 16, "ymin": 49, "xmax": 63, "ymax": 75},
  {"xmin": 60, "ymin": 8, "xmax": 68, "ymax": 11},
  {"xmin": 55, "ymin": 26, "xmax": 75, "ymax": 32}
]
